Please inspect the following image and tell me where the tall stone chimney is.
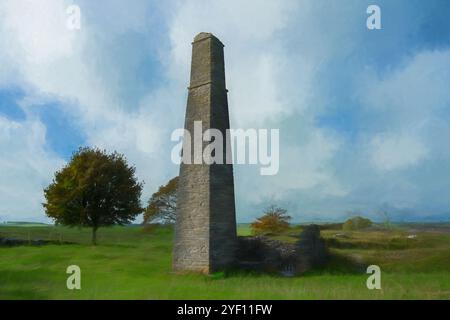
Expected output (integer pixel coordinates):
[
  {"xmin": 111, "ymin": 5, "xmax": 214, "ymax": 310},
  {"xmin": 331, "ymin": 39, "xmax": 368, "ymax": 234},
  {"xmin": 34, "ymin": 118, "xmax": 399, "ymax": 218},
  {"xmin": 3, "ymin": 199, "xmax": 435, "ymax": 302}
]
[{"xmin": 173, "ymin": 33, "xmax": 237, "ymax": 273}]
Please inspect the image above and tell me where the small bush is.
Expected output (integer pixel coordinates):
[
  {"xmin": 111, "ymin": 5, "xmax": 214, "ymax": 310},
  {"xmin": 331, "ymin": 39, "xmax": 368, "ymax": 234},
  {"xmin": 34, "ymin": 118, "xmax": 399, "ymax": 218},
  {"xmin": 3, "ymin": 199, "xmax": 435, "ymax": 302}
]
[
  {"xmin": 342, "ymin": 216, "xmax": 372, "ymax": 231},
  {"xmin": 251, "ymin": 205, "xmax": 291, "ymax": 235}
]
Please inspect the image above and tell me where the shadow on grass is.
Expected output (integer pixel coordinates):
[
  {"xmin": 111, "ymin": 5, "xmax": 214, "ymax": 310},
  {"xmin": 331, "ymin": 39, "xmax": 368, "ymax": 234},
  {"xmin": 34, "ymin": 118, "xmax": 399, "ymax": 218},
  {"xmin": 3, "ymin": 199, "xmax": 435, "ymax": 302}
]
[
  {"xmin": 0, "ymin": 288, "xmax": 48, "ymax": 300},
  {"xmin": 0, "ymin": 237, "xmax": 75, "ymax": 248},
  {"xmin": 212, "ymin": 269, "xmax": 274, "ymax": 280},
  {"xmin": 210, "ymin": 252, "xmax": 367, "ymax": 280},
  {"xmin": 325, "ymin": 237, "xmax": 422, "ymax": 250},
  {"xmin": 0, "ymin": 270, "xmax": 55, "ymax": 300},
  {"xmin": 98, "ymin": 243, "xmax": 138, "ymax": 249},
  {"xmin": 312, "ymin": 252, "xmax": 367, "ymax": 275}
]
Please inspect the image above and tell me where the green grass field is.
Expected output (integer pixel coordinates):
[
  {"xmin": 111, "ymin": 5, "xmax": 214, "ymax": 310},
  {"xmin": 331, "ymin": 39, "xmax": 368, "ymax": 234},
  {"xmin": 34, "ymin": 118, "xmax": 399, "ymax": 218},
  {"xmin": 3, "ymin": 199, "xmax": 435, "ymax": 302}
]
[{"xmin": 1, "ymin": 223, "xmax": 449, "ymax": 300}]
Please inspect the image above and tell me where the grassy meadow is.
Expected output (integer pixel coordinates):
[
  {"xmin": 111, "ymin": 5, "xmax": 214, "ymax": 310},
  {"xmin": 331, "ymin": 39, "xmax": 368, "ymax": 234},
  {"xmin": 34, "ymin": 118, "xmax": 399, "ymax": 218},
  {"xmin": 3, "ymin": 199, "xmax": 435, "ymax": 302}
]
[{"xmin": 0, "ymin": 223, "xmax": 449, "ymax": 300}]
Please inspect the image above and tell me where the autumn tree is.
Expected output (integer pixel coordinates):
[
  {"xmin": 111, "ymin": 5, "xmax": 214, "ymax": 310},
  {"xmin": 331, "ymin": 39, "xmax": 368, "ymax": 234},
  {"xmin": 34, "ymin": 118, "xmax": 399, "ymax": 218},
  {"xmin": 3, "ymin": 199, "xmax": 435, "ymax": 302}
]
[
  {"xmin": 43, "ymin": 147, "xmax": 143, "ymax": 245},
  {"xmin": 144, "ymin": 177, "xmax": 178, "ymax": 225},
  {"xmin": 251, "ymin": 205, "xmax": 291, "ymax": 235}
]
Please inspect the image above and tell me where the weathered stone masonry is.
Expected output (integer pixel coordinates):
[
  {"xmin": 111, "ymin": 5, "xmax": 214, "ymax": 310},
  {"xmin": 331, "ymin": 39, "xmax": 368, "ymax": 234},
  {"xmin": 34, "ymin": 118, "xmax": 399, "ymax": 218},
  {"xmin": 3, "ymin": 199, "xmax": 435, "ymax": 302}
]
[
  {"xmin": 173, "ymin": 33, "xmax": 328, "ymax": 275},
  {"xmin": 173, "ymin": 33, "xmax": 237, "ymax": 273}
]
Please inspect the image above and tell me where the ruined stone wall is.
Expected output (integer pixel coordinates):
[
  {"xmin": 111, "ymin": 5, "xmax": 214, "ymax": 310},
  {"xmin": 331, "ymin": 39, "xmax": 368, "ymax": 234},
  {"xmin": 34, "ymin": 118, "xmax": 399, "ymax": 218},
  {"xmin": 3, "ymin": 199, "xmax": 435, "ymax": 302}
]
[{"xmin": 236, "ymin": 225, "xmax": 329, "ymax": 275}]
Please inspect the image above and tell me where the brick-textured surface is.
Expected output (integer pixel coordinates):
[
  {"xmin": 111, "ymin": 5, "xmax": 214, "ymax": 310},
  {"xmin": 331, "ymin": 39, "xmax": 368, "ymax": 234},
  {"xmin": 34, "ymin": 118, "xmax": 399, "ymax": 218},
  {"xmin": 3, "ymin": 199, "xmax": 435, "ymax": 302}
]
[{"xmin": 173, "ymin": 33, "xmax": 237, "ymax": 273}]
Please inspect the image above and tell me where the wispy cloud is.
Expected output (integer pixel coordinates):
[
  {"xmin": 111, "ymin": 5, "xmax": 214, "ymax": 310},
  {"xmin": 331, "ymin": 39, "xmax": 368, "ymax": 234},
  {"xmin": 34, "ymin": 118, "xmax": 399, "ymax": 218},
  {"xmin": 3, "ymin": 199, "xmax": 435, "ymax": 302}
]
[{"xmin": 0, "ymin": 0, "xmax": 449, "ymax": 222}]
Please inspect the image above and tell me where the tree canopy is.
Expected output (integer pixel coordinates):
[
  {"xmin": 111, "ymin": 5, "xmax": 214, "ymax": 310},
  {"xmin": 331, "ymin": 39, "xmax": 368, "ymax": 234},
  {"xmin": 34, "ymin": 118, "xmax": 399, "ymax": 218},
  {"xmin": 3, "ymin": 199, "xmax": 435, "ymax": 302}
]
[
  {"xmin": 251, "ymin": 205, "xmax": 291, "ymax": 235},
  {"xmin": 43, "ymin": 147, "xmax": 143, "ymax": 244},
  {"xmin": 144, "ymin": 177, "xmax": 178, "ymax": 225}
]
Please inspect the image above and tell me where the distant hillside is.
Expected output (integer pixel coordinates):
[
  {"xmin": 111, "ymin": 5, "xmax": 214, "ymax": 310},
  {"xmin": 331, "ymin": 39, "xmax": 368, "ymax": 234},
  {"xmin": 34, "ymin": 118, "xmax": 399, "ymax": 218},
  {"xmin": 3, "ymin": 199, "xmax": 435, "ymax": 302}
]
[{"xmin": 1, "ymin": 221, "xmax": 50, "ymax": 227}]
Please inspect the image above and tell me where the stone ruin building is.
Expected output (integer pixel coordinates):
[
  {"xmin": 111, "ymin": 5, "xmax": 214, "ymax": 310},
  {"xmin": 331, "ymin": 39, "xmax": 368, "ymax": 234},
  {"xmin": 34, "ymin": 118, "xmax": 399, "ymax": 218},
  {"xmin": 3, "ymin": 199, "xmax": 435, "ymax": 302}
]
[{"xmin": 173, "ymin": 33, "xmax": 328, "ymax": 275}]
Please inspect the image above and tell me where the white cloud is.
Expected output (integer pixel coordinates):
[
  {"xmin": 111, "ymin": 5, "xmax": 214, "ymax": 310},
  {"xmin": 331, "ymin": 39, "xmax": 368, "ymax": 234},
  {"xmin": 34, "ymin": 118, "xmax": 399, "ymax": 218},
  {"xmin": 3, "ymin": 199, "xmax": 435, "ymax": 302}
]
[
  {"xmin": 0, "ymin": 116, "xmax": 64, "ymax": 221},
  {"xmin": 1, "ymin": 0, "xmax": 74, "ymax": 65},
  {"xmin": 168, "ymin": 0, "xmax": 304, "ymax": 125},
  {"xmin": 358, "ymin": 49, "xmax": 450, "ymax": 172},
  {"xmin": 0, "ymin": 0, "xmax": 175, "ymax": 221},
  {"xmin": 360, "ymin": 50, "xmax": 450, "ymax": 124},
  {"xmin": 1, "ymin": 0, "xmax": 450, "ymax": 222},
  {"xmin": 166, "ymin": 0, "xmax": 350, "ymax": 221},
  {"xmin": 370, "ymin": 131, "xmax": 428, "ymax": 171}
]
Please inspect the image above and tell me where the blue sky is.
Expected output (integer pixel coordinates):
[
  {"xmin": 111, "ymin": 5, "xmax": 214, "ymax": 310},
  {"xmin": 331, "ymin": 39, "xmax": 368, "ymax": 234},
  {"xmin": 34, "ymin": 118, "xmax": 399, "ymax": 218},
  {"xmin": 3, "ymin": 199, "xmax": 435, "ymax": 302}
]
[{"xmin": 1, "ymin": 0, "xmax": 450, "ymax": 223}]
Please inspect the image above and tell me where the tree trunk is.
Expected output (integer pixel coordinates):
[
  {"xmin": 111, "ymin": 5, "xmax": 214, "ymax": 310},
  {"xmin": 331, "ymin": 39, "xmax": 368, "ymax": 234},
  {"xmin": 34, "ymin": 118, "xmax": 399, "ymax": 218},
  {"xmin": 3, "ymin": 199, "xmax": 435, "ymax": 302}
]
[{"xmin": 92, "ymin": 226, "xmax": 98, "ymax": 246}]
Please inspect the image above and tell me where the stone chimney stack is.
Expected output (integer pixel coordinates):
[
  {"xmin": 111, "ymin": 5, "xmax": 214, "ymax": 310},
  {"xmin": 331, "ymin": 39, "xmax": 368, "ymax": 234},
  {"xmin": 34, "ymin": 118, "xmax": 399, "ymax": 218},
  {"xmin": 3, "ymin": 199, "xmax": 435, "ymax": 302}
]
[{"xmin": 173, "ymin": 33, "xmax": 237, "ymax": 273}]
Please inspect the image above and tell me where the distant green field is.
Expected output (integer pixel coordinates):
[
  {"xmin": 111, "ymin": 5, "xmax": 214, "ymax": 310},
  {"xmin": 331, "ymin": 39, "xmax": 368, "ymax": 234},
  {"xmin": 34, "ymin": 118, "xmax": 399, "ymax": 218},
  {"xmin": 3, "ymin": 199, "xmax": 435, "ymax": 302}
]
[{"xmin": 0, "ymin": 224, "xmax": 449, "ymax": 299}]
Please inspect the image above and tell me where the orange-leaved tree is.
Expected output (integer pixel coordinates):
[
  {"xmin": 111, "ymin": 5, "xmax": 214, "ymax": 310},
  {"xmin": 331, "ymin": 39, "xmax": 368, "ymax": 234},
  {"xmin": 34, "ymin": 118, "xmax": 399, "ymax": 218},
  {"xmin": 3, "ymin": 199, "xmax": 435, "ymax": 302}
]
[{"xmin": 251, "ymin": 205, "xmax": 291, "ymax": 235}]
